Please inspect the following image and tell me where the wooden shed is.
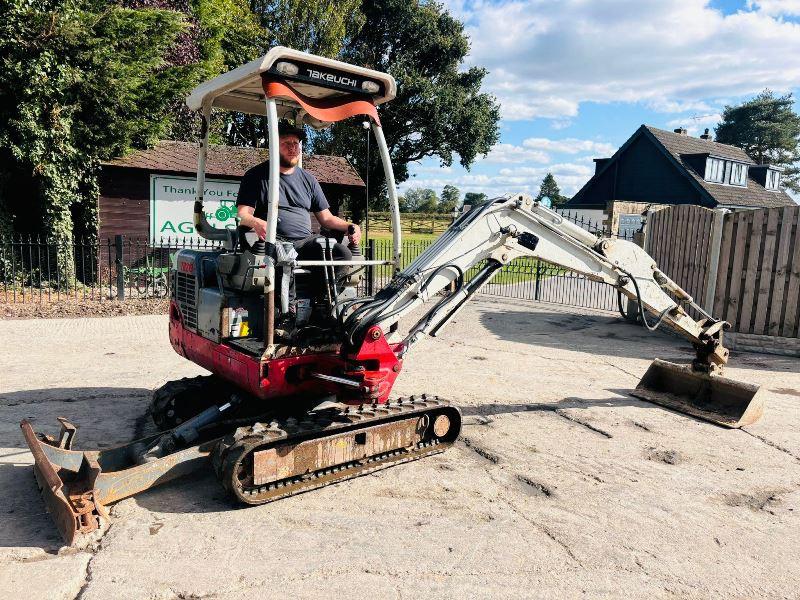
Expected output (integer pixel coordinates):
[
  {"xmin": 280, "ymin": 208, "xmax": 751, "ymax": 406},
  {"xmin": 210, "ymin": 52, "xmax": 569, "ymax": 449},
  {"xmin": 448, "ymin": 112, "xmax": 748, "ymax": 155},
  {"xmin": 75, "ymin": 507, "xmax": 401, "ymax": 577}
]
[{"xmin": 98, "ymin": 140, "xmax": 365, "ymax": 241}]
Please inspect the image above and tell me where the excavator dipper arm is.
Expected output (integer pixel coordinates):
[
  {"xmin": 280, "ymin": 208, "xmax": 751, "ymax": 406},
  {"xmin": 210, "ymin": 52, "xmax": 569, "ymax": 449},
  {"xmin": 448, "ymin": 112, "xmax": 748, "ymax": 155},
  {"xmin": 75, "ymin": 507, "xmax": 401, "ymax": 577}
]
[{"xmin": 342, "ymin": 194, "xmax": 762, "ymax": 428}]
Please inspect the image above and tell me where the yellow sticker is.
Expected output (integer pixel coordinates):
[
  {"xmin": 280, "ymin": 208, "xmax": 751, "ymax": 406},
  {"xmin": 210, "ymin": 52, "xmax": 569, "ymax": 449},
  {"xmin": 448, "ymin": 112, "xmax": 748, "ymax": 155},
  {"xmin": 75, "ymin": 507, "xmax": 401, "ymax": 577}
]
[{"xmin": 240, "ymin": 321, "xmax": 250, "ymax": 337}]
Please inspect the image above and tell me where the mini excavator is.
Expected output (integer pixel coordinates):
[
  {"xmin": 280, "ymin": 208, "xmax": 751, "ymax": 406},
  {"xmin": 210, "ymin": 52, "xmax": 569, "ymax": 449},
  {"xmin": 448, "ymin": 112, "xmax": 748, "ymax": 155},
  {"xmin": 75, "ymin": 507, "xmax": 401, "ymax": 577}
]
[{"xmin": 21, "ymin": 48, "xmax": 764, "ymax": 545}]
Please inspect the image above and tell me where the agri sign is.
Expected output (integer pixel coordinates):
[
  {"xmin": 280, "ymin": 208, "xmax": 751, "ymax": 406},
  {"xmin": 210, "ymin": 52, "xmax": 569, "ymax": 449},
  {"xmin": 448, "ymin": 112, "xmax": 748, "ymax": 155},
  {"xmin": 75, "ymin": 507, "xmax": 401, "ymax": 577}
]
[{"xmin": 150, "ymin": 175, "xmax": 240, "ymax": 242}]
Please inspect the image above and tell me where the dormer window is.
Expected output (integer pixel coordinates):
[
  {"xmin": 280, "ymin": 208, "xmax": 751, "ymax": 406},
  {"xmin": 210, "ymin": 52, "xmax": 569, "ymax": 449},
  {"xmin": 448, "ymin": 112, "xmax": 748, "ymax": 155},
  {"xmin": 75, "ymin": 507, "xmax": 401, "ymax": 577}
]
[
  {"xmin": 705, "ymin": 157, "xmax": 725, "ymax": 183},
  {"xmin": 703, "ymin": 156, "xmax": 748, "ymax": 187},
  {"xmin": 766, "ymin": 169, "xmax": 782, "ymax": 190},
  {"xmin": 728, "ymin": 162, "xmax": 747, "ymax": 186}
]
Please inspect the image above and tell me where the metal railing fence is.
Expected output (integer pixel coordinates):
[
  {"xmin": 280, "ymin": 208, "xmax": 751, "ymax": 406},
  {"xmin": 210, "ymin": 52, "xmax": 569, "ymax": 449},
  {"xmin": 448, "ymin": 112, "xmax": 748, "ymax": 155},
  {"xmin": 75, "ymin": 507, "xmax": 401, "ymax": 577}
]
[{"xmin": 2, "ymin": 210, "xmax": 637, "ymax": 313}]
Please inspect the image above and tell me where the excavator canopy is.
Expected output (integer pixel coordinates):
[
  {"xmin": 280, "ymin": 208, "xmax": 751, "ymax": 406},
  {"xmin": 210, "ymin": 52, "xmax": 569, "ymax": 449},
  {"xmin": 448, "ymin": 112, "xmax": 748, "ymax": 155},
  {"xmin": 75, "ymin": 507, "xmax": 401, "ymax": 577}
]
[{"xmin": 185, "ymin": 46, "xmax": 396, "ymax": 127}]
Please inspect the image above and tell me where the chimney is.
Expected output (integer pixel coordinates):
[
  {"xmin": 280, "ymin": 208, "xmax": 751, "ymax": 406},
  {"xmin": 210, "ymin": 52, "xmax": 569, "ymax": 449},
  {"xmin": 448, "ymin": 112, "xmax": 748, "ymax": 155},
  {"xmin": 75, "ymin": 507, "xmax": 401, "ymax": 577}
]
[
  {"xmin": 673, "ymin": 127, "xmax": 687, "ymax": 136},
  {"xmin": 700, "ymin": 128, "xmax": 712, "ymax": 140}
]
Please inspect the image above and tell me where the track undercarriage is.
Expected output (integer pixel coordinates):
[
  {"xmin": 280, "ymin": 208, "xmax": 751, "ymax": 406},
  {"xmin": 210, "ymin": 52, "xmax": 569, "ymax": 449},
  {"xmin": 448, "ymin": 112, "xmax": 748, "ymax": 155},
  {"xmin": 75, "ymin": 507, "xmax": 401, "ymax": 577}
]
[{"xmin": 21, "ymin": 381, "xmax": 461, "ymax": 546}]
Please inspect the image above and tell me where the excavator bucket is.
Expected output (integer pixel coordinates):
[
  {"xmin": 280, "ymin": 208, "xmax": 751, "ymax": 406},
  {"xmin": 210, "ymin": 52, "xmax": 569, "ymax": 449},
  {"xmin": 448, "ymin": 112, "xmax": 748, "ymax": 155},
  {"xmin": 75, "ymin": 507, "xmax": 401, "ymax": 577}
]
[{"xmin": 631, "ymin": 359, "xmax": 764, "ymax": 428}]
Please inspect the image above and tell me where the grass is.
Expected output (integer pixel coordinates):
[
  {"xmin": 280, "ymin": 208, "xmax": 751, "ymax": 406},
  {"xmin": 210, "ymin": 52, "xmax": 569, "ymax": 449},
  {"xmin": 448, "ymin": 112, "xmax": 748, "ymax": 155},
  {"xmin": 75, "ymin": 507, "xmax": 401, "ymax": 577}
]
[{"xmin": 363, "ymin": 235, "xmax": 549, "ymax": 286}]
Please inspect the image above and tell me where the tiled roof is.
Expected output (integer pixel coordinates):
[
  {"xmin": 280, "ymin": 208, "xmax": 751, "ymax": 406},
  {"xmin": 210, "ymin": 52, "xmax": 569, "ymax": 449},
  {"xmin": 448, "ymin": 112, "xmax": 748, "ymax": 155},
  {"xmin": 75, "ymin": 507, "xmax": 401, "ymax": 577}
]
[
  {"xmin": 645, "ymin": 126, "xmax": 796, "ymax": 209},
  {"xmin": 103, "ymin": 140, "xmax": 364, "ymax": 187}
]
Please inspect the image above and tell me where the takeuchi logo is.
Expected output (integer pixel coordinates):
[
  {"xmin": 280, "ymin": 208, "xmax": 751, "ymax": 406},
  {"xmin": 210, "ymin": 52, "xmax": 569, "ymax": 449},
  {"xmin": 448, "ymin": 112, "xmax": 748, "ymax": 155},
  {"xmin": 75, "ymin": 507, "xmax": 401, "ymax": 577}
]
[{"xmin": 305, "ymin": 68, "xmax": 358, "ymax": 88}]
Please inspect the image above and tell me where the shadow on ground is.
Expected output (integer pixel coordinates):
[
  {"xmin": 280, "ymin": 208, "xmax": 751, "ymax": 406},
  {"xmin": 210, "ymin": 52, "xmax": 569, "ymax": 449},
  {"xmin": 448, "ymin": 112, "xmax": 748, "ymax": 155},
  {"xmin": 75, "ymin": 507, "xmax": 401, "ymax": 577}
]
[{"xmin": 476, "ymin": 304, "xmax": 800, "ymax": 373}]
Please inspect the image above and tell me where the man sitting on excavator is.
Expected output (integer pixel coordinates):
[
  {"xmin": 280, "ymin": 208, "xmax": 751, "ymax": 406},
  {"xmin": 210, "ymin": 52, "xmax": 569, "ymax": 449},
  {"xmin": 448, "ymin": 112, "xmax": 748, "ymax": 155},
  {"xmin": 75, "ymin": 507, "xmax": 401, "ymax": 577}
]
[{"xmin": 236, "ymin": 121, "xmax": 361, "ymax": 275}]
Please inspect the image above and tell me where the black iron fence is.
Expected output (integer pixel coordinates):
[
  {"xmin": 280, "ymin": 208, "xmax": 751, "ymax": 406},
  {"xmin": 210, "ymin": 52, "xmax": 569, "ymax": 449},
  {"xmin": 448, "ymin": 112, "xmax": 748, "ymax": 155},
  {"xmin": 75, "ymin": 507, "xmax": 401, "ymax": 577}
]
[
  {"xmin": 0, "ymin": 235, "xmax": 222, "ymax": 303},
  {"xmin": 1, "ymin": 209, "xmax": 637, "ymax": 313}
]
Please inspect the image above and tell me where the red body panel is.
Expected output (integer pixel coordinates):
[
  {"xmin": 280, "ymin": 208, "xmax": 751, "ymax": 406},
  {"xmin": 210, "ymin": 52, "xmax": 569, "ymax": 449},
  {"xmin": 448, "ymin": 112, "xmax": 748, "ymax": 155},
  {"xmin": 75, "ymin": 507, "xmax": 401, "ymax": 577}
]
[{"xmin": 169, "ymin": 301, "xmax": 402, "ymax": 405}]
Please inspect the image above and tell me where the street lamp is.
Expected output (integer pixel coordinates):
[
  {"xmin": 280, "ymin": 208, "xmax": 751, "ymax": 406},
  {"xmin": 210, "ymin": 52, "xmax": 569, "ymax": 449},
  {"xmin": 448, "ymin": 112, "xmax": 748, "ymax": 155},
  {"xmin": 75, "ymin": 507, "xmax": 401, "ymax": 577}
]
[{"xmin": 362, "ymin": 120, "xmax": 370, "ymax": 242}]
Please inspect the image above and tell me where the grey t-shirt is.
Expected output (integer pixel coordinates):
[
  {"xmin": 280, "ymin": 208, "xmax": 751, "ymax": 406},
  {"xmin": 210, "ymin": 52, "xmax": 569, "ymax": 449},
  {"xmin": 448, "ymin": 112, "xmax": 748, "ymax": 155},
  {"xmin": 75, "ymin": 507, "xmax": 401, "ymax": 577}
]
[{"xmin": 237, "ymin": 162, "xmax": 329, "ymax": 240}]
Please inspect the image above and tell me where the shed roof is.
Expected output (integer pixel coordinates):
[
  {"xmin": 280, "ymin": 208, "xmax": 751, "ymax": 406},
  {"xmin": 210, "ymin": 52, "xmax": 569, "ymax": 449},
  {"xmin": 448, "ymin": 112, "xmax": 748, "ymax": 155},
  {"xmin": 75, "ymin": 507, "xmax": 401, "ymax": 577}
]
[{"xmin": 103, "ymin": 140, "xmax": 364, "ymax": 188}]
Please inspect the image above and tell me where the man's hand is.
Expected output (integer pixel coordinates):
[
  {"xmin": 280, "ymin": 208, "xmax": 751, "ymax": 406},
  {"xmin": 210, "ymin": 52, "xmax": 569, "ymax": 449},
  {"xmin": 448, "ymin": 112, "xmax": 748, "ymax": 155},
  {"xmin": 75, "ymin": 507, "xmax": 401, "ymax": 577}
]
[
  {"xmin": 348, "ymin": 223, "xmax": 362, "ymax": 245},
  {"xmin": 252, "ymin": 218, "xmax": 267, "ymax": 240},
  {"xmin": 237, "ymin": 205, "xmax": 267, "ymax": 240}
]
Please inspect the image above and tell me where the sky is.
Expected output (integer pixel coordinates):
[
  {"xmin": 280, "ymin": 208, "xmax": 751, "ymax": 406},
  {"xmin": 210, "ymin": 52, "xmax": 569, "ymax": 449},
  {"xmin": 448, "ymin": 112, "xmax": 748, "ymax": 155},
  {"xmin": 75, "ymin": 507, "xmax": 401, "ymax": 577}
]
[{"xmin": 397, "ymin": 0, "xmax": 800, "ymax": 202}]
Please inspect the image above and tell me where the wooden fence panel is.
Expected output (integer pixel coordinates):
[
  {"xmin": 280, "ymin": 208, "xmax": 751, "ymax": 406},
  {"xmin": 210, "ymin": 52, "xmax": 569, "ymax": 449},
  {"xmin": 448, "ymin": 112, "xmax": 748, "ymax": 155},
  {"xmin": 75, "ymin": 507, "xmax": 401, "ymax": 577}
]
[
  {"xmin": 780, "ymin": 208, "xmax": 800, "ymax": 338},
  {"xmin": 646, "ymin": 205, "xmax": 715, "ymax": 318},
  {"xmin": 648, "ymin": 204, "xmax": 800, "ymax": 339},
  {"xmin": 712, "ymin": 211, "xmax": 734, "ymax": 319},
  {"xmin": 768, "ymin": 206, "xmax": 796, "ymax": 337}
]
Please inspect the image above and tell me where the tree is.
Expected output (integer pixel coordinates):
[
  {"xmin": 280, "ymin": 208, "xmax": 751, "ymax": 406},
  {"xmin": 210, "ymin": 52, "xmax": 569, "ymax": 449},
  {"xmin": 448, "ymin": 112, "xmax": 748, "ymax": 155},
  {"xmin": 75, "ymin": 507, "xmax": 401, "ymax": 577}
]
[
  {"xmin": 536, "ymin": 173, "xmax": 565, "ymax": 206},
  {"xmin": 715, "ymin": 90, "xmax": 800, "ymax": 193},
  {"xmin": 223, "ymin": 0, "xmax": 363, "ymax": 147},
  {"xmin": 438, "ymin": 184, "xmax": 460, "ymax": 214},
  {"xmin": 463, "ymin": 192, "xmax": 487, "ymax": 207},
  {"xmin": 400, "ymin": 188, "xmax": 437, "ymax": 212},
  {"xmin": 0, "ymin": 0, "xmax": 195, "ymax": 268},
  {"xmin": 312, "ymin": 0, "xmax": 500, "ymax": 211}
]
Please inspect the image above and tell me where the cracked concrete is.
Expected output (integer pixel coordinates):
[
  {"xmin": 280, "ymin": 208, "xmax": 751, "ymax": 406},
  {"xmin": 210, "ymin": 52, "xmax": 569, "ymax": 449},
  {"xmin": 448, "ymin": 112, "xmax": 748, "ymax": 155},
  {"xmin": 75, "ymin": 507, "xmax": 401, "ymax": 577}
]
[{"xmin": 2, "ymin": 299, "xmax": 800, "ymax": 598}]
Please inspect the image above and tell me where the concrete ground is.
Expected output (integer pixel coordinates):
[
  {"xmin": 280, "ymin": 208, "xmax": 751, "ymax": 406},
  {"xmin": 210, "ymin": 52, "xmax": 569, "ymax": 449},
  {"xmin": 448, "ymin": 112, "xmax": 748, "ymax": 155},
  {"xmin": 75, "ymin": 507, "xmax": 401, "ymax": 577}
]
[{"xmin": 1, "ymin": 297, "xmax": 799, "ymax": 599}]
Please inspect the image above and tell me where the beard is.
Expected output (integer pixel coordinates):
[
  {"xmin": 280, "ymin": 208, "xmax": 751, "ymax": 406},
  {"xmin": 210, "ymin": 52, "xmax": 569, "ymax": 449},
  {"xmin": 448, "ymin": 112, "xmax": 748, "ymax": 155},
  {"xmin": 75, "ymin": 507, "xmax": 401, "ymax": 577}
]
[{"xmin": 279, "ymin": 154, "xmax": 300, "ymax": 168}]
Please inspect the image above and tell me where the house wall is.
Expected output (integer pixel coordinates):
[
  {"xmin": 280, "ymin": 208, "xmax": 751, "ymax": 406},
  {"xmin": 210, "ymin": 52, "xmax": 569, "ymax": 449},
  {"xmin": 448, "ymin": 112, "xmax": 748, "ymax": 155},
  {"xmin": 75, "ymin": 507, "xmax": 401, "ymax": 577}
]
[{"xmin": 615, "ymin": 135, "xmax": 704, "ymax": 205}]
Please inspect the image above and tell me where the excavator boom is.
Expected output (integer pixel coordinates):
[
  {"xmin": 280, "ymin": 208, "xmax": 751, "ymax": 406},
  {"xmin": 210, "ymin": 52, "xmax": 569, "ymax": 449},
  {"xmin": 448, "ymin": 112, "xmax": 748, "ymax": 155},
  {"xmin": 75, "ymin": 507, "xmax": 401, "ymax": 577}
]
[{"xmin": 342, "ymin": 194, "xmax": 763, "ymax": 428}]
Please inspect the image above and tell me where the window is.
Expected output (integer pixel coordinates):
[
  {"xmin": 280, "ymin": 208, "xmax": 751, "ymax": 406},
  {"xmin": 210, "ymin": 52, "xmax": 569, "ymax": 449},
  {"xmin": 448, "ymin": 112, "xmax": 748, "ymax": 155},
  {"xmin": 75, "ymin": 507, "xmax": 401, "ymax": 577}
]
[
  {"xmin": 728, "ymin": 162, "xmax": 747, "ymax": 186},
  {"xmin": 705, "ymin": 157, "xmax": 725, "ymax": 183},
  {"xmin": 766, "ymin": 169, "xmax": 781, "ymax": 190}
]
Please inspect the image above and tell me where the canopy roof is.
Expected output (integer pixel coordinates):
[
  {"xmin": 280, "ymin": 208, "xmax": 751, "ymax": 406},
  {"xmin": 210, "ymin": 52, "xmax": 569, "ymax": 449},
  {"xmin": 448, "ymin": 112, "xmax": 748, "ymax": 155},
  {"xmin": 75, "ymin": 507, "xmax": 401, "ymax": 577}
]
[{"xmin": 186, "ymin": 47, "xmax": 396, "ymax": 128}]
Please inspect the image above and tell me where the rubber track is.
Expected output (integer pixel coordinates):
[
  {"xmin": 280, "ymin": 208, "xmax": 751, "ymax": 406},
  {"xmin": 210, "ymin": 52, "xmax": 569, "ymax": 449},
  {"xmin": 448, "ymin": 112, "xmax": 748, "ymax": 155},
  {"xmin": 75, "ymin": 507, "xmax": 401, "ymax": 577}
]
[
  {"xmin": 212, "ymin": 394, "xmax": 461, "ymax": 505},
  {"xmin": 150, "ymin": 375, "xmax": 230, "ymax": 429}
]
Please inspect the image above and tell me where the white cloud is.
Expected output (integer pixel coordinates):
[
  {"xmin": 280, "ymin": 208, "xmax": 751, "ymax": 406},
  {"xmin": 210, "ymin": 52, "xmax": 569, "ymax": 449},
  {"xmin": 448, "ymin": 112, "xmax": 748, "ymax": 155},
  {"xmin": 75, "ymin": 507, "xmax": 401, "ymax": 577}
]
[
  {"xmin": 403, "ymin": 160, "xmax": 595, "ymax": 198},
  {"xmin": 484, "ymin": 143, "xmax": 550, "ymax": 164},
  {"xmin": 748, "ymin": 0, "xmax": 800, "ymax": 16},
  {"xmin": 665, "ymin": 113, "xmax": 722, "ymax": 136},
  {"xmin": 457, "ymin": 0, "xmax": 800, "ymax": 120},
  {"xmin": 481, "ymin": 136, "xmax": 615, "ymax": 164},
  {"xmin": 522, "ymin": 137, "xmax": 616, "ymax": 155}
]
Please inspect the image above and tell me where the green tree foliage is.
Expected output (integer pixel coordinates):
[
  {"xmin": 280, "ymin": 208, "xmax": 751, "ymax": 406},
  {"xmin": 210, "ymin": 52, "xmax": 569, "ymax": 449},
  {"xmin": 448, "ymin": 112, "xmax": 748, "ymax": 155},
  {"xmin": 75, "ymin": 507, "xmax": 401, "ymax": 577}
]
[
  {"xmin": 536, "ymin": 173, "xmax": 566, "ymax": 206},
  {"xmin": 463, "ymin": 192, "xmax": 488, "ymax": 207},
  {"xmin": 438, "ymin": 184, "xmax": 460, "ymax": 214},
  {"xmin": 0, "ymin": 0, "xmax": 195, "ymax": 271},
  {"xmin": 251, "ymin": 0, "xmax": 363, "ymax": 57},
  {"xmin": 312, "ymin": 0, "xmax": 500, "ymax": 210},
  {"xmin": 223, "ymin": 0, "xmax": 363, "ymax": 146},
  {"xmin": 400, "ymin": 188, "xmax": 438, "ymax": 212},
  {"xmin": 715, "ymin": 90, "xmax": 800, "ymax": 193}
]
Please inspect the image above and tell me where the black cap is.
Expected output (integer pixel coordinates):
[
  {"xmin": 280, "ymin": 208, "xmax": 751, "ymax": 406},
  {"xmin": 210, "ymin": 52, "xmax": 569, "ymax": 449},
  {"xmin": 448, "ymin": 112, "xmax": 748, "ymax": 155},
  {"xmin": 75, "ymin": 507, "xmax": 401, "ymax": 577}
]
[{"xmin": 277, "ymin": 121, "xmax": 307, "ymax": 142}]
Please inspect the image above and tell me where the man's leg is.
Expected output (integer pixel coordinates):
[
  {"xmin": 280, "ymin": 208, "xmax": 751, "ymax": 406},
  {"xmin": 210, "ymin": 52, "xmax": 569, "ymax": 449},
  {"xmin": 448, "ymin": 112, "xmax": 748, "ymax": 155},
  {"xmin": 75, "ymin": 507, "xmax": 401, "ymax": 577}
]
[{"xmin": 294, "ymin": 236, "xmax": 353, "ymax": 299}]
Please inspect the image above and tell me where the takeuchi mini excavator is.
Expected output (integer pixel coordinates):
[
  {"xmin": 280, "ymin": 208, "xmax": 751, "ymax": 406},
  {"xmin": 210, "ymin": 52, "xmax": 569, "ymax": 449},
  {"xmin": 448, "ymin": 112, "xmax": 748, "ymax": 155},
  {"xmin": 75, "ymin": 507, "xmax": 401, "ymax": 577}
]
[{"xmin": 22, "ymin": 48, "xmax": 765, "ymax": 546}]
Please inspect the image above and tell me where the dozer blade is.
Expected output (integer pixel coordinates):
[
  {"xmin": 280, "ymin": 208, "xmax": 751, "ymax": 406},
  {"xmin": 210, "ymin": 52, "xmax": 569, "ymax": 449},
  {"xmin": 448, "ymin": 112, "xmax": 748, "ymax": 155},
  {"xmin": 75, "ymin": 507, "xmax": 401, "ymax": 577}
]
[
  {"xmin": 20, "ymin": 419, "xmax": 212, "ymax": 546},
  {"xmin": 630, "ymin": 358, "xmax": 764, "ymax": 428}
]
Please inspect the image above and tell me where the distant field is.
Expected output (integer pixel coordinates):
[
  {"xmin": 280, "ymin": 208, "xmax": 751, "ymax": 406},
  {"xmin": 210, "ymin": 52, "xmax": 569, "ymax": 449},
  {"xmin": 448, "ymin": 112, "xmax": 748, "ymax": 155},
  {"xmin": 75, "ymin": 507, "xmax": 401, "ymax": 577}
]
[{"xmin": 364, "ymin": 236, "xmax": 547, "ymax": 286}]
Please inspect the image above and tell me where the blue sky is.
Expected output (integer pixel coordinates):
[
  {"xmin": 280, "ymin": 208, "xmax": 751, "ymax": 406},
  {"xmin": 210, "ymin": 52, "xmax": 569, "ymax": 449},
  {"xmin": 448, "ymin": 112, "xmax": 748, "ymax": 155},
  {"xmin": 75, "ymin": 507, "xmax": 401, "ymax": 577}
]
[{"xmin": 399, "ymin": 0, "xmax": 800, "ymax": 201}]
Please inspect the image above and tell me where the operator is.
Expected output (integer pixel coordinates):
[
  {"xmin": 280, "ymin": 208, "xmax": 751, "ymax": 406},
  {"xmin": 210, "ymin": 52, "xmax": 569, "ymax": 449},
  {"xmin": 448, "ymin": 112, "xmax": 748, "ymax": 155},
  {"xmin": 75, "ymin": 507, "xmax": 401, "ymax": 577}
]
[{"xmin": 236, "ymin": 122, "xmax": 361, "ymax": 277}]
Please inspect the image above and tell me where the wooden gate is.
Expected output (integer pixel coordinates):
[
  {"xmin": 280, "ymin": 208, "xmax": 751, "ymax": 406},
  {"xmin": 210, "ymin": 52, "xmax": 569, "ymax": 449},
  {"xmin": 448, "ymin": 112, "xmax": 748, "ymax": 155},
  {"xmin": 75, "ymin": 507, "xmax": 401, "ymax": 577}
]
[{"xmin": 645, "ymin": 204, "xmax": 716, "ymax": 318}]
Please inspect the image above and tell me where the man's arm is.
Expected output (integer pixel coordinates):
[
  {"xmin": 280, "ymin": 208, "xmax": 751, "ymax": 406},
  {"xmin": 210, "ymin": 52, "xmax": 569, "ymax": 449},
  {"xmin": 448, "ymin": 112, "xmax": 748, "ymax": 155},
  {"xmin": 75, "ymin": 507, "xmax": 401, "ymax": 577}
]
[
  {"xmin": 315, "ymin": 209, "xmax": 361, "ymax": 244},
  {"xmin": 237, "ymin": 205, "xmax": 267, "ymax": 240}
]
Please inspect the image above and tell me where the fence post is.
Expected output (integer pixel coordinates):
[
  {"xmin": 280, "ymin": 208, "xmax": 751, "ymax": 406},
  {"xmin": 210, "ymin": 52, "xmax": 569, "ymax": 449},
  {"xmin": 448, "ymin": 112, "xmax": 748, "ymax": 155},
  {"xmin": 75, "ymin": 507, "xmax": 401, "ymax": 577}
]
[
  {"xmin": 115, "ymin": 234, "xmax": 125, "ymax": 301},
  {"xmin": 534, "ymin": 260, "xmax": 542, "ymax": 301},
  {"xmin": 702, "ymin": 208, "xmax": 728, "ymax": 313},
  {"xmin": 366, "ymin": 238, "xmax": 375, "ymax": 296}
]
